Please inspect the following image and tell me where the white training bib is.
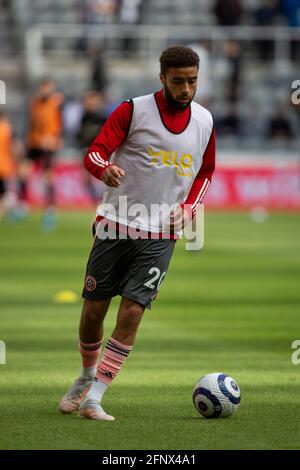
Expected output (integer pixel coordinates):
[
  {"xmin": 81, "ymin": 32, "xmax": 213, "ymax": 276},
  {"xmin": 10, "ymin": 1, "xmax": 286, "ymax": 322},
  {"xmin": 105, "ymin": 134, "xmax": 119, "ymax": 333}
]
[{"xmin": 97, "ymin": 93, "xmax": 213, "ymax": 235}]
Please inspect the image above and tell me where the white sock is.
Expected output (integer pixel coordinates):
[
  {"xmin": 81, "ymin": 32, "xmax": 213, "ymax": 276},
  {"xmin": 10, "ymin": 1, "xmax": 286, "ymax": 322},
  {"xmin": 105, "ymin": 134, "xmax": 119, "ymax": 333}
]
[
  {"xmin": 80, "ymin": 366, "xmax": 96, "ymax": 380},
  {"xmin": 84, "ymin": 378, "xmax": 108, "ymax": 403}
]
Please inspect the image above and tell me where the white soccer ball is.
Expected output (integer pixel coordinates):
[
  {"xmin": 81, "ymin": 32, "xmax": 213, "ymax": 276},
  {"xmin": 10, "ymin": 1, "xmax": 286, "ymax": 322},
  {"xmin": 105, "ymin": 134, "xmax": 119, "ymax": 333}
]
[{"xmin": 193, "ymin": 372, "xmax": 241, "ymax": 419}]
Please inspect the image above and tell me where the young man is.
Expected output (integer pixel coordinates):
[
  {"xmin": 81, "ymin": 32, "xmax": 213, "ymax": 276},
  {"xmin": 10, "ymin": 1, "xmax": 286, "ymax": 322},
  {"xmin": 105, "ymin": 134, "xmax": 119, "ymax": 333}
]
[
  {"xmin": 21, "ymin": 79, "xmax": 63, "ymax": 227},
  {"xmin": 0, "ymin": 111, "xmax": 16, "ymax": 220},
  {"xmin": 59, "ymin": 45, "xmax": 216, "ymax": 421}
]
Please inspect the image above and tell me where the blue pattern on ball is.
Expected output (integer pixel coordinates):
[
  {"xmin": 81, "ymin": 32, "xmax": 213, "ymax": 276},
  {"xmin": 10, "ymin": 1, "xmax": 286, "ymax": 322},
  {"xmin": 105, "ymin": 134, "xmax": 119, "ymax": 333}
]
[
  {"xmin": 217, "ymin": 374, "xmax": 240, "ymax": 405},
  {"xmin": 193, "ymin": 387, "xmax": 222, "ymax": 418},
  {"xmin": 231, "ymin": 380, "xmax": 238, "ymax": 391}
]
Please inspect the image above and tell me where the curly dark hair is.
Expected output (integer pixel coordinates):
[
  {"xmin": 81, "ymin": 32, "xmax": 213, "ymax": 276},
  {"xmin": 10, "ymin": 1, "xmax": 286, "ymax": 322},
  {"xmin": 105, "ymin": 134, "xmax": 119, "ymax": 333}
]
[{"xmin": 160, "ymin": 46, "xmax": 200, "ymax": 75}]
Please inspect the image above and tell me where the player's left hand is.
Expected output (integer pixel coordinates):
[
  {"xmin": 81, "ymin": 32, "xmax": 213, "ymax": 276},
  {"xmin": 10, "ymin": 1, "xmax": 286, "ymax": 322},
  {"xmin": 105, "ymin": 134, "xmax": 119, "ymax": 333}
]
[
  {"xmin": 167, "ymin": 205, "xmax": 192, "ymax": 231},
  {"xmin": 101, "ymin": 165, "xmax": 125, "ymax": 187}
]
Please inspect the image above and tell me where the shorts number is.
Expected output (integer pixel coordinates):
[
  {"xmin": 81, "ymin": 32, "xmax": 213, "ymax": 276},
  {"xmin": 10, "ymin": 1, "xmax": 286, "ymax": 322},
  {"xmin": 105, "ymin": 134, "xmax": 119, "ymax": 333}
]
[{"xmin": 144, "ymin": 267, "xmax": 166, "ymax": 290}]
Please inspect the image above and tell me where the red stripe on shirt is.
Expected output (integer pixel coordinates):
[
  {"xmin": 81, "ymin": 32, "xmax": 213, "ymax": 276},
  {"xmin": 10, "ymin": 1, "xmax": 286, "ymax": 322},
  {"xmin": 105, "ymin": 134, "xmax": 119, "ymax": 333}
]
[{"xmin": 182, "ymin": 127, "xmax": 216, "ymax": 216}]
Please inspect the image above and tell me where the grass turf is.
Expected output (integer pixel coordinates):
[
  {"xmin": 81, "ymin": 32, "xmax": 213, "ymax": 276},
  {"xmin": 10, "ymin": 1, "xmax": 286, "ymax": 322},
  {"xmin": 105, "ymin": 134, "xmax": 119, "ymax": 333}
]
[{"xmin": 0, "ymin": 211, "xmax": 299, "ymax": 450}]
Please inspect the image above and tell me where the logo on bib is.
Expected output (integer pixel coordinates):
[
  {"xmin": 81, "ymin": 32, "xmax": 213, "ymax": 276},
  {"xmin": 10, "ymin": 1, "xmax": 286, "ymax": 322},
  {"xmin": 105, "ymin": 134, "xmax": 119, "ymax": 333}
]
[{"xmin": 148, "ymin": 147, "xmax": 193, "ymax": 177}]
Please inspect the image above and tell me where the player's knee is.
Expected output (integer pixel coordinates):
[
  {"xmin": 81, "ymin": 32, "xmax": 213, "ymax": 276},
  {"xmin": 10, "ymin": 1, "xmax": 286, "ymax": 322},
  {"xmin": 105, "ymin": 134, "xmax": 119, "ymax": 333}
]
[
  {"xmin": 82, "ymin": 299, "xmax": 108, "ymax": 322},
  {"xmin": 82, "ymin": 306, "xmax": 97, "ymax": 323},
  {"xmin": 117, "ymin": 303, "xmax": 144, "ymax": 332}
]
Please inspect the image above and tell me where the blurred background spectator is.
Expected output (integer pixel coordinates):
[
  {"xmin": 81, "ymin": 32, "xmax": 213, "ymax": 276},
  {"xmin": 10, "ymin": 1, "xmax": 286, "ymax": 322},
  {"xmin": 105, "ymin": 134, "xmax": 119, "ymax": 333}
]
[
  {"xmin": 255, "ymin": 0, "xmax": 280, "ymax": 25},
  {"xmin": 74, "ymin": 0, "xmax": 118, "ymax": 24},
  {"xmin": 117, "ymin": 0, "xmax": 143, "ymax": 54},
  {"xmin": 90, "ymin": 47, "xmax": 108, "ymax": 94},
  {"xmin": 186, "ymin": 41, "xmax": 212, "ymax": 108},
  {"xmin": 118, "ymin": 0, "xmax": 143, "ymax": 24},
  {"xmin": 280, "ymin": 0, "xmax": 300, "ymax": 27},
  {"xmin": 216, "ymin": 103, "xmax": 243, "ymax": 138},
  {"xmin": 254, "ymin": 0, "xmax": 280, "ymax": 60},
  {"xmin": 77, "ymin": 90, "xmax": 107, "ymax": 149},
  {"xmin": 223, "ymin": 40, "xmax": 243, "ymax": 104},
  {"xmin": 266, "ymin": 106, "xmax": 294, "ymax": 141},
  {"xmin": 213, "ymin": 0, "xmax": 243, "ymax": 25}
]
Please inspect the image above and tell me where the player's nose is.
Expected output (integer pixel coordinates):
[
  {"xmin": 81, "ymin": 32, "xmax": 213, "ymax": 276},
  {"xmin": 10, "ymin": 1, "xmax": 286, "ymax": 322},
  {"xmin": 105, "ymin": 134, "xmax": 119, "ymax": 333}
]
[{"xmin": 182, "ymin": 82, "xmax": 190, "ymax": 94}]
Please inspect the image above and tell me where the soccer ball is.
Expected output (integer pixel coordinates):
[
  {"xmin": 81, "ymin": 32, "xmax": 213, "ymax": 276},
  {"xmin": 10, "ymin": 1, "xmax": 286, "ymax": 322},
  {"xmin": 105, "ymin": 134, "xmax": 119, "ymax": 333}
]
[{"xmin": 193, "ymin": 372, "xmax": 241, "ymax": 419}]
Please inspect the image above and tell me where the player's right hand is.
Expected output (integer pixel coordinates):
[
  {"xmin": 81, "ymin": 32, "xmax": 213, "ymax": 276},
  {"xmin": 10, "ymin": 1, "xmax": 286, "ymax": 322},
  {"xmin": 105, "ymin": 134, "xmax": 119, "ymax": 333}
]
[{"xmin": 101, "ymin": 165, "xmax": 125, "ymax": 188}]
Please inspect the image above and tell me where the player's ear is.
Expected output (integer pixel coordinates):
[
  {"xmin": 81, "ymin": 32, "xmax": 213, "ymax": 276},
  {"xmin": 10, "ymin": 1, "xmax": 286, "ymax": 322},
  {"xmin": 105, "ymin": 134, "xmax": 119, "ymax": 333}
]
[{"xmin": 159, "ymin": 73, "xmax": 165, "ymax": 86}]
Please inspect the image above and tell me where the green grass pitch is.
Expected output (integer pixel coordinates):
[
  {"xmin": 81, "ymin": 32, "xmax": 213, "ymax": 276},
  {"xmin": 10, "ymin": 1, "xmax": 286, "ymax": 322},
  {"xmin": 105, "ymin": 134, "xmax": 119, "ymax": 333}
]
[{"xmin": 0, "ymin": 210, "xmax": 300, "ymax": 450}]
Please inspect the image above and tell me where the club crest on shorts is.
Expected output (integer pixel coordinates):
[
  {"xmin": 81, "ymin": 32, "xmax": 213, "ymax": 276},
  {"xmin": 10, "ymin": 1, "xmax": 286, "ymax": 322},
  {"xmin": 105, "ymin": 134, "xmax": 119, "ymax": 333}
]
[{"xmin": 85, "ymin": 275, "xmax": 97, "ymax": 292}]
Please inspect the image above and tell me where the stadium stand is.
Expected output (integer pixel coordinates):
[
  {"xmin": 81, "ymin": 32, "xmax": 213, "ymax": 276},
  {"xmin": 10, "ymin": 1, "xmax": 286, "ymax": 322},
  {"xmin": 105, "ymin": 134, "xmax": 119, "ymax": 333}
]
[{"xmin": 0, "ymin": 0, "xmax": 299, "ymax": 149}]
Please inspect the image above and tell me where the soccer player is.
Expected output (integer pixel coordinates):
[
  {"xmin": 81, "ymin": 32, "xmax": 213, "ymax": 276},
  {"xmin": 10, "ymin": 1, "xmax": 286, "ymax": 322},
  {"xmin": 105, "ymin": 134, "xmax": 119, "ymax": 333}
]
[
  {"xmin": 20, "ymin": 79, "xmax": 63, "ymax": 228},
  {"xmin": 59, "ymin": 46, "xmax": 216, "ymax": 421},
  {"xmin": 0, "ymin": 111, "xmax": 16, "ymax": 220}
]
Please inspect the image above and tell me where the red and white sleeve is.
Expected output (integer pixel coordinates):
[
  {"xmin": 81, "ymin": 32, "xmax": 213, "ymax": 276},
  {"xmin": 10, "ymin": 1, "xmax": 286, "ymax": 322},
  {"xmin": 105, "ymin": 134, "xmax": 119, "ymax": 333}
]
[
  {"xmin": 182, "ymin": 128, "xmax": 216, "ymax": 217},
  {"xmin": 84, "ymin": 100, "xmax": 133, "ymax": 180}
]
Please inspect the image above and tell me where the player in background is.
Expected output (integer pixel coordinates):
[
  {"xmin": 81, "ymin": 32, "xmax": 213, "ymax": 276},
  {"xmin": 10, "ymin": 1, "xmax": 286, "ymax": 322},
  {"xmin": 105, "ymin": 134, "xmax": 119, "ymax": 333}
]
[
  {"xmin": 59, "ymin": 46, "xmax": 216, "ymax": 421},
  {"xmin": 19, "ymin": 79, "xmax": 63, "ymax": 229},
  {"xmin": 77, "ymin": 90, "xmax": 107, "ymax": 204},
  {"xmin": 0, "ymin": 111, "xmax": 22, "ymax": 221}
]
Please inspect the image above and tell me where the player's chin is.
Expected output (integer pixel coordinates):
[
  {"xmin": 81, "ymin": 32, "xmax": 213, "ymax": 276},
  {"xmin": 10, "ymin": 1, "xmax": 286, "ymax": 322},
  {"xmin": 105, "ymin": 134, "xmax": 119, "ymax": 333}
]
[{"xmin": 176, "ymin": 99, "xmax": 191, "ymax": 109}]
